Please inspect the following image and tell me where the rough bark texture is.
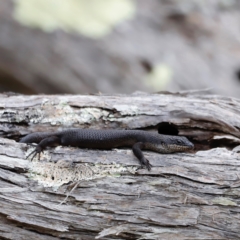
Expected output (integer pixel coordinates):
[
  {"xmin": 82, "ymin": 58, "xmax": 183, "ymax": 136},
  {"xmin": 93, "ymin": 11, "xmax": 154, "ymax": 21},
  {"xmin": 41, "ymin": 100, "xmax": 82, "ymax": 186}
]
[{"xmin": 1, "ymin": 91, "xmax": 240, "ymax": 239}]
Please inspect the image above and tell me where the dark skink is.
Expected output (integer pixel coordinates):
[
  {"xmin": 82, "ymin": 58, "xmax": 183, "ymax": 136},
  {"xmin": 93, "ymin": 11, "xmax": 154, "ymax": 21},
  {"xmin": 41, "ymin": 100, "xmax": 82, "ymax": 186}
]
[{"xmin": 20, "ymin": 129, "xmax": 194, "ymax": 171}]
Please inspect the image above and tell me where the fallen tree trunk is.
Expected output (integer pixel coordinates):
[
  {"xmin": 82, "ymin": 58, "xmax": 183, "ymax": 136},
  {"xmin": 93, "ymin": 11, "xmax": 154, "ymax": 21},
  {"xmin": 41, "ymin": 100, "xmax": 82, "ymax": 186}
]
[{"xmin": 1, "ymin": 91, "xmax": 240, "ymax": 239}]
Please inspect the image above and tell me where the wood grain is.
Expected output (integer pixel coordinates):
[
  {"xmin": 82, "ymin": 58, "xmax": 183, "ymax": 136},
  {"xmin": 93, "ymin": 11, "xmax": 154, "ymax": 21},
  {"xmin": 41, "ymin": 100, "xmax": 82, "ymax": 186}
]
[{"xmin": 0, "ymin": 91, "xmax": 240, "ymax": 239}]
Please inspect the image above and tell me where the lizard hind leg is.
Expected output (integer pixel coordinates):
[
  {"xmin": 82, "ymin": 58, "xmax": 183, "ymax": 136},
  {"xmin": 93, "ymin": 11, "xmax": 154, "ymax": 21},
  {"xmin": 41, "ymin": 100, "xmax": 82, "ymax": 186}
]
[
  {"xmin": 26, "ymin": 136, "xmax": 60, "ymax": 161},
  {"xmin": 26, "ymin": 145, "xmax": 43, "ymax": 161}
]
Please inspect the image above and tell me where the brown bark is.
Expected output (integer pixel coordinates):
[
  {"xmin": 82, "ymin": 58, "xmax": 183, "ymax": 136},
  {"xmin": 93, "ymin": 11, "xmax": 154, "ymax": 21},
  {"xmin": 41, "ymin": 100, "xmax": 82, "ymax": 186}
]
[{"xmin": 0, "ymin": 91, "xmax": 240, "ymax": 239}]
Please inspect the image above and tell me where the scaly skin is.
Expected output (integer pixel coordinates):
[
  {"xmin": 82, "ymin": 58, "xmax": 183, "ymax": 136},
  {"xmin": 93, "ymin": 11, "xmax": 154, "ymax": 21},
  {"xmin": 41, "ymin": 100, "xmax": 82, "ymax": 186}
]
[{"xmin": 20, "ymin": 129, "xmax": 194, "ymax": 171}]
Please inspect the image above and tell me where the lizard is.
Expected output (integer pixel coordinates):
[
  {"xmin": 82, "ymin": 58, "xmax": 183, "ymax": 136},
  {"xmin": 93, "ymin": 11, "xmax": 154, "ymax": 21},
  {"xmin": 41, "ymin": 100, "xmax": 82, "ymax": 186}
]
[{"xmin": 20, "ymin": 129, "xmax": 194, "ymax": 171}]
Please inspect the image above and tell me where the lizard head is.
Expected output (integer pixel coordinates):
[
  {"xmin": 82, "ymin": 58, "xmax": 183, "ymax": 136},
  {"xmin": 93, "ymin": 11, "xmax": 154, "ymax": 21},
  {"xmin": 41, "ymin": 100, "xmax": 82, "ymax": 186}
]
[{"xmin": 160, "ymin": 135, "xmax": 194, "ymax": 153}]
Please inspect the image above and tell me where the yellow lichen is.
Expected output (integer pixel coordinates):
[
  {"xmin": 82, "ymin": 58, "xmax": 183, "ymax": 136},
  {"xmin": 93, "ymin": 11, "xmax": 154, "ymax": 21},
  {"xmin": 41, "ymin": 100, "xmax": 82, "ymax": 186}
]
[
  {"xmin": 144, "ymin": 63, "xmax": 173, "ymax": 91},
  {"xmin": 14, "ymin": 0, "xmax": 135, "ymax": 38},
  {"xmin": 212, "ymin": 197, "xmax": 237, "ymax": 206}
]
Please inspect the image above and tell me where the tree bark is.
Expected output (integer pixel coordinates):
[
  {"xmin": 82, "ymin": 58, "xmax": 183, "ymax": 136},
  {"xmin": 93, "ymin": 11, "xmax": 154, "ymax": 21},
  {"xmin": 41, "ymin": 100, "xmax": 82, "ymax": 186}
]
[{"xmin": 1, "ymin": 91, "xmax": 240, "ymax": 239}]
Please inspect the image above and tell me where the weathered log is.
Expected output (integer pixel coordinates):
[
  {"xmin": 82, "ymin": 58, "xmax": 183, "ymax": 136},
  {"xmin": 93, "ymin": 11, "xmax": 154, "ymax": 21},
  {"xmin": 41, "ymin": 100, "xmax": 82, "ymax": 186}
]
[{"xmin": 0, "ymin": 91, "xmax": 240, "ymax": 239}]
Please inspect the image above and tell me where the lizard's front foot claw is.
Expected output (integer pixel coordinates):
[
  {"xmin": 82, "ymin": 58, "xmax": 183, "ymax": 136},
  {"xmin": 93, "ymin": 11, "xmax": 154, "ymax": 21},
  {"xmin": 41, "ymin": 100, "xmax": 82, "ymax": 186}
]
[
  {"xmin": 137, "ymin": 158, "xmax": 152, "ymax": 171},
  {"xmin": 145, "ymin": 159, "xmax": 152, "ymax": 171}
]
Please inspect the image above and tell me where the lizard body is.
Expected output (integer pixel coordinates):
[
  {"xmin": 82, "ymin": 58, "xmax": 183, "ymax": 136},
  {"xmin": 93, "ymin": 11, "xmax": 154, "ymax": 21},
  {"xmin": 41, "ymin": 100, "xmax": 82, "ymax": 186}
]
[{"xmin": 20, "ymin": 129, "xmax": 194, "ymax": 170}]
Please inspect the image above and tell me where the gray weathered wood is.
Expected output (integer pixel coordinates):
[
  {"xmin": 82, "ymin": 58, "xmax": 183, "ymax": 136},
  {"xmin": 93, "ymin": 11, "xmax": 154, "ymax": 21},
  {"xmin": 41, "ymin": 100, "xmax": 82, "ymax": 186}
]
[{"xmin": 0, "ymin": 91, "xmax": 240, "ymax": 239}]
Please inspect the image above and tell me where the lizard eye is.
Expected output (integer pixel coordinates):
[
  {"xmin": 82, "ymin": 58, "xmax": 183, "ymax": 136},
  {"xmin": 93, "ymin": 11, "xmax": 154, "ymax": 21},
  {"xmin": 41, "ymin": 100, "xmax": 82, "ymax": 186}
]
[{"xmin": 177, "ymin": 139, "xmax": 182, "ymax": 144}]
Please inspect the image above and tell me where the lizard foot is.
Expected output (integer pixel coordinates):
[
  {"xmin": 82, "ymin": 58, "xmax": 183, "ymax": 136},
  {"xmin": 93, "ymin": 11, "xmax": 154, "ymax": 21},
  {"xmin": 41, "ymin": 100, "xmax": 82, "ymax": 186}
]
[
  {"xmin": 137, "ymin": 158, "xmax": 152, "ymax": 171},
  {"xmin": 26, "ymin": 145, "xmax": 43, "ymax": 161}
]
